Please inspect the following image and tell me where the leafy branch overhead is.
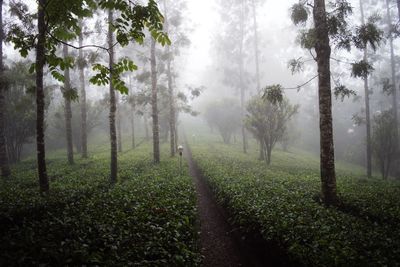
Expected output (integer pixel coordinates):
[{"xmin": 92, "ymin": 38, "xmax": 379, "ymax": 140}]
[
  {"xmin": 90, "ymin": 58, "xmax": 138, "ymax": 95},
  {"xmin": 7, "ymin": 0, "xmax": 171, "ymax": 95},
  {"xmin": 262, "ymin": 85, "xmax": 284, "ymax": 105},
  {"xmin": 290, "ymin": 1, "xmax": 383, "ymax": 53}
]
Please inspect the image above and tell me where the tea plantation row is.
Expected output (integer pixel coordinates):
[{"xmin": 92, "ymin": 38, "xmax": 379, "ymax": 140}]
[
  {"xmin": 191, "ymin": 143, "xmax": 400, "ymax": 266},
  {"xmin": 0, "ymin": 145, "xmax": 201, "ymax": 266}
]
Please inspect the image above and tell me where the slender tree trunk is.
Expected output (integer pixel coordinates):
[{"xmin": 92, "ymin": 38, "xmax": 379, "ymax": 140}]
[
  {"xmin": 163, "ymin": 0, "xmax": 176, "ymax": 157},
  {"xmin": 144, "ymin": 114, "xmax": 149, "ymax": 141},
  {"xmin": 251, "ymin": 0, "xmax": 264, "ymax": 157},
  {"xmin": 131, "ymin": 105, "xmax": 135, "ymax": 149},
  {"xmin": 116, "ymin": 92, "xmax": 122, "ymax": 152},
  {"xmin": 151, "ymin": 38, "xmax": 160, "ymax": 163},
  {"xmin": 0, "ymin": 0, "xmax": 10, "ymax": 178},
  {"xmin": 239, "ymin": 0, "xmax": 247, "ymax": 154},
  {"xmin": 397, "ymin": 0, "xmax": 400, "ymax": 21},
  {"xmin": 62, "ymin": 44, "xmax": 74, "ymax": 165},
  {"xmin": 386, "ymin": 0, "xmax": 400, "ymax": 178},
  {"xmin": 108, "ymin": 9, "xmax": 117, "ymax": 184},
  {"xmin": 78, "ymin": 22, "xmax": 88, "ymax": 158},
  {"xmin": 251, "ymin": 0, "xmax": 260, "ymax": 93},
  {"xmin": 36, "ymin": 0, "xmax": 49, "ymax": 193},
  {"xmin": 360, "ymin": 0, "xmax": 372, "ymax": 178},
  {"xmin": 129, "ymin": 76, "xmax": 135, "ymax": 149},
  {"xmin": 313, "ymin": 0, "xmax": 337, "ymax": 205}
]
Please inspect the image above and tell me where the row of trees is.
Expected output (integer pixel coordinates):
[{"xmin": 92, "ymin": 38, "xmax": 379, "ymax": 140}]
[
  {"xmin": 276, "ymin": 0, "xmax": 399, "ymax": 205},
  {"xmin": 0, "ymin": 0, "xmax": 196, "ymax": 194}
]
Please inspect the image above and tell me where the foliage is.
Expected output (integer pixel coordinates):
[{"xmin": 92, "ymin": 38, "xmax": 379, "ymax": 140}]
[
  {"xmin": 203, "ymin": 99, "xmax": 242, "ymax": 144},
  {"xmin": 245, "ymin": 96, "xmax": 298, "ymax": 164},
  {"xmin": 351, "ymin": 60, "xmax": 374, "ymax": 79},
  {"xmin": 3, "ymin": 62, "xmax": 40, "ymax": 163},
  {"xmin": 191, "ymin": 142, "xmax": 400, "ymax": 267},
  {"xmin": 333, "ymin": 85, "xmax": 356, "ymax": 101},
  {"xmin": 262, "ymin": 84, "xmax": 284, "ymax": 105},
  {"xmin": 0, "ymin": 144, "xmax": 201, "ymax": 266}
]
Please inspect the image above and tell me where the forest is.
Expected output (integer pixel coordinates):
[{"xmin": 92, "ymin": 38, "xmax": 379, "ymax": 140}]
[{"xmin": 0, "ymin": 0, "xmax": 399, "ymax": 266}]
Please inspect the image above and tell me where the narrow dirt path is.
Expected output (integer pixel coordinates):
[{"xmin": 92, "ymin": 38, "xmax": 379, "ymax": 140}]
[{"xmin": 184, "ymin": 145, "xmax": 245, "ymax": 267}]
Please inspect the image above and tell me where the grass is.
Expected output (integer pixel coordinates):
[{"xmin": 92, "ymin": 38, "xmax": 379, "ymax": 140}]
[
  {"xmin": 189, "ymin": 138, "xmax": 400, "ymax": 266},
  {"xmin": 0, "ymin": 142, "xmax": 201, "ymax": 266}
]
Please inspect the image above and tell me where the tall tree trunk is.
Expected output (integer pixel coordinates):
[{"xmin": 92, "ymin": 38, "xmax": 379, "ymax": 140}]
[
  {"xmin": 63, "ymin": 44, "xmax": 74, "ymax": 165},
  {"xmin": 239, "ymin": 0, "xmax": 247, "ymax": 153},
  {"xmin": 360, "ymin": 0, "xmax": 372, "ymax": 178},
  {"xmin": 78, "ymin": 22, "xmax": 88, "ymax": 158},
  {"xmin": 386, "ymin": 0, "xmax": 399, "ymax": 178},
  {"xmin": 163, "ymin": 0, "xmax": 176, "ymax": 157},
  {"xmin": 397, "ymin": 0, "xmax": 400, "ymax": 21},
  {"xmin": 151, "ymin": 38, "xmax": 160, "ymax": 163},
  {"xmin": 36, "ymin": 0, "xmax": 49, "ymax": 193},
  {"xmin": 131, "ymin": 104, "xmax": 135, "ymax": 149},
  {"xmin": 116, "ymin": 92, "xmax": 122, "ymax": 152},
  {"xmin": 251, "ymin": 0, "xmax": 260, "ymax": 93},
  {"xmin": 313, "ymin": 0, "xmax": 337, "ymax": 205},
  {"xmin": 0, "ymin": 0, "xmax": 10, "ymax": 178},
  {"xmin": 129, "ymin": 77, "xmax": 135, "ymax": 149},
  {"xmin": 144, "ymin": 114, "xmax": 149, "ymax": 141},
  {"xmin": 108, "ymin": 9, "xmax": 117, "ymax": 184}
]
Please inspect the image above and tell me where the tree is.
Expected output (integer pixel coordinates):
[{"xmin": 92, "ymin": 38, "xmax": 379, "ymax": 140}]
[
  {"xmin": 287, "ymin": 0, "xmax": 382, "ymax": 205},
  {"xmin": 204, "ymin": 99, "xmax": 241, "ymax": 144},
  {"xmin": 384, "ymin": 0, "xmax": 399, "ymax": 176},
  {"xmin": 215, "ymin": 0, "xmax": 250, "ymax": 153},
  {"xmin": 62, "ymin": 44, "xmax": 75, "ymax": 165},
  {"xmin": 4, "ymin": 62, "xmax": 37, "ymax": 163},
  {"xmin": 372, "ymin": 110, "xmax": 397, "ymax": 179},
  {"xmin": 107, "ymin": 9, "xmax": 117, "ymax": 183},
  {"xmin": 359, "ymin": 0, "xmax": 372, "ymax": 178},
  {"xmin": 0, "ymin": 0, "xmax": 10, "ymax": 178},
  {"xmin": 78, "ymin": 20, "xmax": 88, "ymax": 158},
  {"xmin": 245, "ymin": 96, "xmax": 298, "ymax": 165},
  {"xmin": 8, "ymin": 0, "xmax": 170, "ymax": 191},
  {"xmin": 150, "ymin": 37, "xmax": 160, "ymax": 163}
]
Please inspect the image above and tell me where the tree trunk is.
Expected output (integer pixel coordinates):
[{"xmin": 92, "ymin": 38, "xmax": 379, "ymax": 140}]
[
  {"xmin": 131, "ymin": 104, "xmax": 135, "ymax": 149},
  {"xmin": 62, "ymin": 44, "xmax": 74, "ymax": 165},
  {"xmin": 144, "ymin": 114, "xmax": 149, "ymax": 141},
  {"xmin": 163, "ymin": 0, "xmax": 176, "ymax": 157},
  {"xmin": 313, "ymin": 0, "xmax": 338, "ymax": 205},
  {"xmin": 239, "ymin": 0, "xmax": 247, "ymax": 154},
  {"xmin": 108, "ymin": 9, "xmax": 117, "ymax": 184},
  {"xmin": 36, "ymin": 0, "xmax": 49, "ymax": 193},
  {"xmin": 116, "ymin": 92, "xmax": 122, "ymax": 152},
  {"xmin": 78, "ymin": 22, "xmax": 88, "ymax": 158},
  {"xmin": 397, "ymin": 0, "xmax": 400, "ymax": 21},
  {"xmin": 251, "ymin": 0, "xmax": 260, "ymax": 93},
  {"xmin": 151, "ymin": 38, "xmax": 160, "ymax": 163},
  {"xmin": 258, "ymin": 139, "xmax": 265, "ymax": 160},
  {"xmin": 386, "ymin": 0, "xmax": 400, "ymax": 178},
  {"xmin": 0, "ymin": 0, "xmax": 10, "ymax": 178},
  {"xmin": 360, "ymin": 0, "xmax": 372, "ymax": 178}
]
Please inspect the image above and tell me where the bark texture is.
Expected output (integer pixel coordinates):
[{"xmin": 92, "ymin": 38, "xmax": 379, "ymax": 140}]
[
  {"xmin": 239, "ymin": 0, "xmax": 247, "ymax": 154},
  {"xmin": 163, "ymin": 0, "xmax": 176, "ymax": 157},
  {"xmin": 313, "ymin": 0, "xmax": 337, "ymax": 205},
  {"xmin": 78, "ymin": 24, "xmax": 88, "ymax": 158},
  {"xmin": 151, "ymin": 38, "xmax": 160, "ymax": 163},
  {"xmin": 386, "ymin": 0, "xmax": 400, "ymax": 177},
  {"xmin": 0, "ymin": 0, "xmax": 10, "ymax": 178},
  {"xmin": 108, "ymin": 9, "xmax": 117, "ymax": 184},
  {"xmin": 360, "ymin": 0, "xmax": 372, "ymax": 178},
  {"xmin": 116, "ymin": 92, "xmax": 122, "ymax": 152},
  {"xmin": 63, "ymin": 44, "xmax": 74, "ymax": 165},
  {"xmin": 36, "ymin": 0, "xmax": 49, "ymax": 193}
]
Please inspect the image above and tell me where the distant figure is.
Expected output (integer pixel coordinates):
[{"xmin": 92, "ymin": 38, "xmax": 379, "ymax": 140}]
[{"xmin": 192, "ymin": 134, "xmax": 196, "ymax": 144}]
